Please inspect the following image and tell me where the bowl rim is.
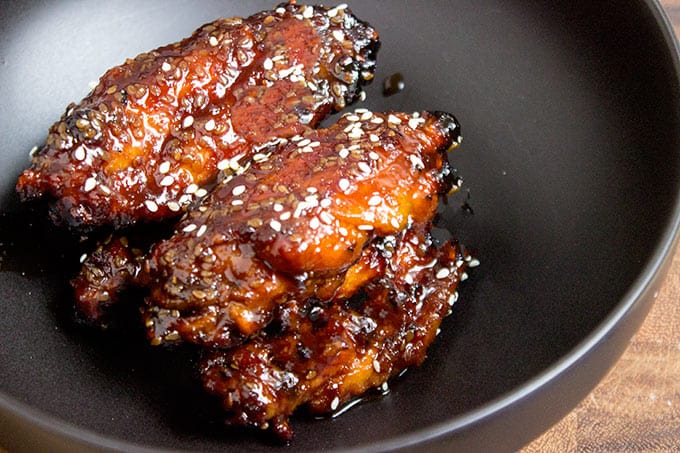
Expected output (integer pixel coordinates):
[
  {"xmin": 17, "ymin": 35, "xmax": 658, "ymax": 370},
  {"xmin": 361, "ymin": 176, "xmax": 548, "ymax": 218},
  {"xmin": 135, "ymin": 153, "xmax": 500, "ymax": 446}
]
[{"xmin": 1, "ymin": 0, "xmax": 680, "ymax": 451}]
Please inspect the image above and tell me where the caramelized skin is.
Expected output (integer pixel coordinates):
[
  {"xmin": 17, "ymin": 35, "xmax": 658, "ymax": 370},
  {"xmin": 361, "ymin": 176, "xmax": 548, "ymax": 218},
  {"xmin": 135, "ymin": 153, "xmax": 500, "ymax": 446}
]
[
  {"xmin": 16, "ymin": 3, "xmax": 379, "ymax": 230},
  {"xmin": 200, "ymin": 226, "xmax": 471, "ymax": 440},
  {"xmin": 142, "ymin": 110, "xmax": 461, "ymax": 347}
]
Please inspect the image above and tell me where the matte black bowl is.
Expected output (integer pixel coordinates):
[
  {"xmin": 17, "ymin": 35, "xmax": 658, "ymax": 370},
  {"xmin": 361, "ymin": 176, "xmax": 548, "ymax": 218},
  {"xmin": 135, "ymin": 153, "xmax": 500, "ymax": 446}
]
[{"xmin": 1, "ymin": 1, "xmax": 679, "ymax": 451}]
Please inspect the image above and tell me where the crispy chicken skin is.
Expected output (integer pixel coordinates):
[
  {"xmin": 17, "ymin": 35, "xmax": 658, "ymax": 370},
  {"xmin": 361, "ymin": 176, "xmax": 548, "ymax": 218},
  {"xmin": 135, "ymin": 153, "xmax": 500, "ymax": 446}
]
[
  {"xmin": 200, "ymin": 225, "xmax": 471, "ymax": 440},
  {"xmin": 142, "ymin": 110, "xmax": 462, "ymax": 347},
  {"xmin": 16, "ymin": 3, "xmax": 379, "ymax": 230}
]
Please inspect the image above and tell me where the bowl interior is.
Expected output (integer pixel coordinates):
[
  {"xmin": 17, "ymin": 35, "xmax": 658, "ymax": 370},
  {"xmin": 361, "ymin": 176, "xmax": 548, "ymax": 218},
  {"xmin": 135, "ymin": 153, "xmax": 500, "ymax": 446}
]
[{"xmin": 1, "ymin": 0, "xmax": 679, "ymax": 451}]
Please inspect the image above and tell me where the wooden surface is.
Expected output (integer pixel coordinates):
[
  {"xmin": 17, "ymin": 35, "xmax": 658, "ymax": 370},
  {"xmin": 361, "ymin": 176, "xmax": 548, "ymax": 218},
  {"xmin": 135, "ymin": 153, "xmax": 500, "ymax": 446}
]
[{"xmin": 522, "ymin": 6, "xmax": 680, "ymax": 450}]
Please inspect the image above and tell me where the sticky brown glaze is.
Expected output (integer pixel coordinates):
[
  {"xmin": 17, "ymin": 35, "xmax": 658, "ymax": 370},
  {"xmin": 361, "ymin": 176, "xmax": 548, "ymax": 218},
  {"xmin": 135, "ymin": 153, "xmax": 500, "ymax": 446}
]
[
  {"xmin": 142, "ymin": 110, "xmax": 462, "ymax": 348},
  {"xmin": 16, "ymin": 3, "xmax": 379, "ymax": 231},
  {"xmin": 200, "ymin": 225, "xmax": 472, "ymax": 441}
]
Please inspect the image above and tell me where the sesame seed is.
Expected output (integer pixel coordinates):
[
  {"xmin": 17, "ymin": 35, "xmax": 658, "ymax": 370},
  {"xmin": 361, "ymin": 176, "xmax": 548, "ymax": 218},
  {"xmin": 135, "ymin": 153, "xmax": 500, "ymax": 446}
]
[
  {"xmin": 231, "ymin": 199, "xmax": 244, "ymax": 206},
  {"xmin": 461, "ymin": 272, "xmax": 469, "ymax": 281},
  {"xmin": 167, "ymin": 202, "xmax": 181, "ymax": 212},
  {"xmin": 371, "ymin": 116, "xmax": 384, "ymax": 124},
  {"xmin": 306, "ymin": 187, "xmax": 318, "ymax": 193},
  {"xmin": 301, "ymin": 146, "xmax": 313, "ymax": 153},
  {"xmin": 404, "ymin": 273, "xmax": 414, "ymax": 285},
  {"xmin": 159, "ymin": 161, "xmax": 171, "ymax": 173},
  {"xmin": 253, "ymin": 153, "xmax": 268, "ymax": 162},
  {"xmin": 390, "ymin": 218, "xmax": 401, "ymax": 229},
  {"xmin": 297, "ymin": 138, "xmax": 311, "ymax": 147},
  {"xmin": 29, "ymin": 146, "xmax": 38, "ymax": 157},
  {"xmin": 195, "ymin": 188, "xmax": 208, "ymax": 198},
  {"xmin": 348, "ymin": 128, "xmax": 363, "ymax": 139},
  {"xmin": 346, "ymin": 114, "xmax": 360, "ymax": 122},
  {"xmin": 469, "ymin": 258, "xmax": 481, "ymax": 267},
  {"xmin": 359, "ymin": 90, "xmax": 366, "ymax": 101},
  {"xmin": 330, "ymin": 396, "xmax": 340, "ymax": 411},
  {"xmin": 339, "ymin": 227, "xmax": 348, "ymax": 236},
  {"xmin": 83, "ymin": 177, "xmax": 97, "ymax": 192},
  {"xmin": 332, "ymin": 30, "xmax": 345, "ymax": 41},
  {"xmin": 408, "ymin": 118, "xmax": 420, "ymax": 129},
  {"xmin": 327, "ymin": 7, "xmax": 339, "ymax": 17},
  {"xmin": 186, "ymin": 183, "xmax": 198, "ymax": 194},
  {"xmin": 320, "ymin": 198, "xmax": 332, "ymax": 208},
  {"xmin": 232, "ymin": 185, "xmax": 246, "ymax": 196},
  {"xmin": 358, "ymin": 162, "xmax": 371, "ymax": 174},
  {"xmin": 161, "ymin": 61, "xmax": 171, "ymax": 72},
  {"xmin": 196, "ymin": 225, "xmax": 207, "ymax": 237},
  {"xmin": 320, "ymin": 211, "xmax": 333, "ymax": 224},
  {"xmin": 182, "ymin": 115, "xmax": 194, "ymax": 128},
  {"xmin": 160, "ymin": 175, "xmax": 174, "ymax": 186},
  {"xmin": 436, "ymin": 268, "xmax": 450, "ymax": 279},
  {"xmin": 144, "ymin": 200, "xmax": 159, "ymax": 212},
  {"xmin": 302, "ymin": 5, "xmax": 314, "ymax": 18},
  {"xmin": 270, "ymin": 219, "xmax": 282, "ymax": 232},
  {"xmin": 100, "ymin": 185, "xmax": 111, "ymax": 195},
  {"xmin": 409, "ymin": 155, "xmax": 425, "ymax": 169},
  {"xmin": 79, "ymin": 253, "xmax": 87, "ymax": 263},
  {"xmin": 309, "ymin": 141, "xmax": 320, "ymax": 147},
  {"xmin": 273, "ymin": 203, "xmax": 284, "ymax": 212},
  {"xmin": 388, "ymin": 114, "xmax": 401, "ymax": 124},
  {"xmin": 279, "ymin": 211, "xmax": 291, "ymax": 220},
  {"xmin": 368, "ymin": 195, "xmax": 382, "ymax": 206},
  {"xmin": 338, "ymin": 178, "xmax": 350, "ymax": 192},
  {"xmin": 338, "ymin": 148, "xmax": 349, "ymax": 159},
  {"xmin": 381, "ymin": 382, "xmax": 389, "ymax": 392},
  {"xmin": 74, "ymin": 147, "xmax": 86, "ymax": 161},
  {"xmin": 183, "ymin": 224, "xmax": 197, "ymax": 233},
  {"xmin": 455, "ymin": 259, "xmax": 464, "ymax": 268},
  {"xmin": 360, "ymin": 111, "xmax": 373, "ymax": 120},
  {"xmin": 209, "ymin": 36, "xmax": 219, "ymax": 46},
  {"xmin": 372, "ymin": 359, "xmax": 381, "ymax": 373},
  {"xmin": 448, "ymin": 292, "xmax": 459, "ymax": 306},
  {"xmin": 263, "ymin": 58, "xmax": 273, "ymax": 70},
  {"xmin": 369, "ymin": 151, "xmax": 380, "ymax": 160},
  {"xmin": 204, "ymin": 119, "xmax": 215, "ymax": 131},
  {"xmin": 309, "ymin": 217, "xmax": 320, "ymax": 229},
  {"xmin": 217, "ymin": 159, "xmax": 230, "ymax": 170},
  {"xmin": 369, "ymin": 134, "xmax": 379, "ymax": 143},
  {"xmin": 276, "ymin": 6, "xmax": 285, "ymax": 14},
  {"xmin": 358, "ymin": 224, "xmax": 374, "ymax": 231}
]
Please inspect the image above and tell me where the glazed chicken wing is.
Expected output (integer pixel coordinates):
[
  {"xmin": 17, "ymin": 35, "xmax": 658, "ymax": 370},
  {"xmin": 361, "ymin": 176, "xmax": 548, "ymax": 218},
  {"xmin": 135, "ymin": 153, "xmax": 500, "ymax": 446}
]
[
  {"xmin": 200, "ymin": 225, "xmax": 472, "ymax": 440},
  {"xmin": 142, "ymin": 110, "xmax": 461, "ymax": 347},
  {"xmin": 16, "ymin": 3, "xmax": 379, "ymax": 230}
]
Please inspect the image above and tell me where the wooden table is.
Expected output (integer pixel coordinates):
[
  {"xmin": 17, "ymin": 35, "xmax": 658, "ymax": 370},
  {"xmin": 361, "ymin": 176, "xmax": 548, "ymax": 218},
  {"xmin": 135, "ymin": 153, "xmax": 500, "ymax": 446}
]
[{"xmin": 522, "ymin": 5, "xmax": 680, "ymax": 450}]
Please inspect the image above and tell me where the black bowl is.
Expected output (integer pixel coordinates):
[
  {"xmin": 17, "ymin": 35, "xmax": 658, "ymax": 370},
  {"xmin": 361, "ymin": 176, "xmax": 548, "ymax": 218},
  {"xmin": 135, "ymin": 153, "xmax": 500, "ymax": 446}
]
[{"xmin": 1, "ymin": 1, "xmax": 679, "ymax": 451}]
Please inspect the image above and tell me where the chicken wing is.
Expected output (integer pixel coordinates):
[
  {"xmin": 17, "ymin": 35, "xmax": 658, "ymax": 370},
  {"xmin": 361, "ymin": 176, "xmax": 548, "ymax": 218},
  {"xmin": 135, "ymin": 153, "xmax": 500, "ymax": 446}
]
[
  {"xmin": 142, "ymin": 110, "xmax": 462, "ymax": 348},
  {"xmin": 16, "ymin": 3, "xmax": 379, "ymax": 230},
  {"xmin": 200, "ymin": 225, "xmax": 472, "ymax": 440}
]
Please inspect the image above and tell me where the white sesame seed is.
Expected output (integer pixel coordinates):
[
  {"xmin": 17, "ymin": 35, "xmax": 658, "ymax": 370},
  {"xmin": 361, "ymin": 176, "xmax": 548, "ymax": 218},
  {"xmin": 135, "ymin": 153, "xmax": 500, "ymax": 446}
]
[
  {"xmin": 182, "ymin": 115, "xmax": 194, "ymax": 128},
  {"xmin": 83, "ymin": 177, "xmax": 97, "ymax": 192},
  {"xmin": 186, "ymin": 183, "xmax": 198, "ymax": 194},
  {"xmin": 309, "ymin": 141, "xmax": 320, "ymax": 148},
  {"xmin": 79, "ymin": 253, "xmax": 87, "ymax": 263},
  {"xmin": 371, "ymin": 116, "xmax": 384, "ymax": 124},
  {"xmin": 468, "ymin": 258, "xmax": 481, "ymax": 267},
  {"xmin": 167, "ymin": 201, "xmax": 181, "ymax": 212},
  {"xmin": 404, "ymin": 273, "xmax": 414, "ymax": 285},
  {"xmin": 232, "ymin": 185, "xmax": 246, "ymax": 196},
  {"xmin": 338, "ymin": 148, "xmax": 349, "ymax": 159},
  {"xmin": 253, "ymin": 153, "xmax": 268, "ymax": 162},
  {"xmin": 275, "ymin": 6, "xmax": 285, "ymax": 14},
  {"xmin": 332, "ymin": 30, "xmax": 345, "ymax": 41},
  {"xmin": 358, "ymin": 224, "xmax": 374, "ymax": 231},
  {"xmin": 348, "ymin": 128, "xmax": 363, "ymax": 139},
  {"xmin": 302, "ymin": 5, "xmax": 314, "ymax": 18},
  {"xmin": 368, "ymin": 195, "xmax": 381, "ymax": 206},
  {"xmin": 338, "ymin": 178, "xmax": 350, "ymax": 192},
  {"xmin": 209, "ymin": 36, "xmax": 219, "ymax": 47},
  {"xmin": 273, "ymin": 203, "xmax": 284, "ymax": 212},
  {"xmin": 448, "ymin": 291, "xmax": 459, "ymax": 306},
  {"xmin": 436, "ymin": 268, "xmax": 450, "ymax": 279},
  {"xmin": 204, "ymin": 119, "xmax": 215, "ymax": 131},
  {"xmin": 307, "ymin": 81, "xmax": 318, "ymax": 91},
  {"xmin": 279, "ymin": 211, "xmax": 291, "ymax": 220},
  {"xmin": 327, "ymin": 7, "xmax": 339, "ymax": 17},
  {"xmin": 183, "ymin": 224, "xmax": 197, "ymax": 233},
  {"xmin": 179, "ymin": 194, "xmax": 191, "ymax": 204},
  {"xmin": 358, "ymin": 162, "xmax": 371, "ymax": 174},
  {"xmin": 330, "ymin": 396, "xmax": 340, "ymax": 411},
  {"xmin": 408, "ymin": 118, "xmax": 420, "ymax": 129},
  {"xmin": 369, "ymin": 134, "xmax": 379, "ymax": 143},
  {"xmin": 343, "ymin": 124, "xmax": 356, "ymax": 133},
  {"xmin": 320, "ymin": 198, "xmax": 332, "ymax": 208},
  {"xmin": 373, "ymin": 359, "xmax": 381, "ymax": 373},
  {"xmin": 409, "ymin": 155, "xmax": 425, "ymax": 170},
  {"xmin": 368, "ymin": 151, "xmax": 380, "ymax": 161},
  {"xmin": 99, "ymin": 185, "xmax": 111, "ymax": 195},
  {"xmin": 161, "ymin": 61, "xmax": 171, "ymax": 72},
  {"xmin": 381, "ymin": 382, "xmax": 389, "ymax": 392},
  {"xmin": 74, "ymin": 147, "xmax": 86, "ymax": 161},
  {"xmin": 196, "ymin": 225, "xmax": 207, "ymax": 237},
  {"xmin": 159, "ymin": 161, "xmax": 171, "ymax": 173},
  {"xmin": 360, "ymin": 111, "xmax": 373, "ymax": 121},
  {"xmin": 346, "ymin": 114, "xmax": 360, "ymax": 122},
  {"xmin": 390, "ymin": 218, "xmax": 401, "ymax": 229},
  {"xmin": 269, "ymin": 219, "xmax": 282, "ymax": 232},
  {"xmin": 301, "ymin": 146, "xmax": 313, "ymax": 153},
  {"xmin": 29, "ymin": 146, "xmax": 38, "ymax": 157},
  {"xmin": 388, "ymin": 114, "xmax": 401, "ymax": 124},
  {"xmin": 339, "ymin": 227, "xmax": 348, "ymax": 236},
  {"xmin": 297, "ymin": 138, "xmax": 311, "ymax": 147},
  {"xmin": 160, "ymin": 175, "xmax": 174, "ymax": 187},
  {"xmin": 309, "ymin": 217, "xmax": 320, "ymax": 229},
  {"xmin": 307, "ymin": 187, "xmax": 318, "ymax": 193},
  {"xmin": 455, "ymin": 259, "xmax": 464, "ymax": 268},
  {"xmin": 217, "ymin": 159, "xmax": 230, "ymax": 170},
  {"xmin": 195, "ymin": 188, "xmax": 208, "ymax": 198},
  {"xmin": 359, "ymin": 90, "xmax": 366, "ymax": 101},
  {"xmin": 320, "ymin": 211, "xmax": 333, "ymax": 224},
  {"xmin": 144, "ymin": 200, "xmax": 159, "ymax": 212},
  {"xmin": 461, "ymin": 272, "xmax": 469, "ymax": 281},
  {"xmin": 263, "ymin": 58, "xmax": 273, "ymax": 70}
]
